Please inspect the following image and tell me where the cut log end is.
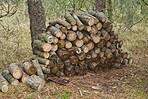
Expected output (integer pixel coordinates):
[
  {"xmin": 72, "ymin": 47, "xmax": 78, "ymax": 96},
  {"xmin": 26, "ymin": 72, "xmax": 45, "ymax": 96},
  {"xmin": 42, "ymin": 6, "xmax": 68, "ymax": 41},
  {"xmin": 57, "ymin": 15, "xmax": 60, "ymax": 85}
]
[
  {"xmin": 42, "ymin": 43, "xmax": 51, "ymax": 52},
  {"xmin": 12, "ymin": 70, "xmax": 22, "ymax": 80},
  {"xmin": 0, "ymin": 84, "xmax": 8, "ymax": 92},
  {"xmin": 11, "ymin": 79, "xmax": 19, "ymax": 86}
]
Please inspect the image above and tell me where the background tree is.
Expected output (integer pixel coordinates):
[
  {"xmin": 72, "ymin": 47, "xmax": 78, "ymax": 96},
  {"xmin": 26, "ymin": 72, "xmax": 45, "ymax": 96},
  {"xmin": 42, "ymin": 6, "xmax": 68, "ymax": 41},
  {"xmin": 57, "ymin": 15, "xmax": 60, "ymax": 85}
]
[
  {"xmin": 95, "ymin": 0, "xmax": 106, "ymax": 13},
  {"xmin": 27, "ymin": 0, "xmax": 46, "ymax": 53}
]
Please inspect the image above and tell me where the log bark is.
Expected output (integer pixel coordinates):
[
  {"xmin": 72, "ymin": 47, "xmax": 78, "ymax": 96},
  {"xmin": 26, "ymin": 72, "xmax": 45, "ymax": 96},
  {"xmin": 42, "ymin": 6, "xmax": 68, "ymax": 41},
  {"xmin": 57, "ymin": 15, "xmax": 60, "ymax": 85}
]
[
  {"xmin": 57, "ymin": 18, "xmax": 71, "ymax": 29},
  {"xmin": 67, "ymin": 31, "xmax": 77, "ymax": 41},
  {"xmin": 65, "ymin": 12, "xmax": 76, "ymax": 25},
  {"xmin": 38, "ymin": 33, "xmax": 53, "ymax": 43},
  {"xmin": 105, "ymin": 49, "xmax": 112, "ymax": 58},
  {"xmin": 90, "ymin": 33, "xmax": 100, "ymax": 43},
  {"xmin": 19, "ymin": 68, "xmax": 30, "ymax": 83},
  {"xmin": 97, "ymin": 39, "xmax": 106, "ymax": 48},
  {"xmin": 76, "ymin": 31, "xmax": 84, "ymax": 40},
  {"xmin": 48, "ymin": 26, "xmax": 62, "ymax": 38},
  {"xmin": 0, "ymin": 75, "xmax": 8, "ymax": 85},
  {"xmin": 72, "ymin": 13, "xmax": 84, "ymax": 30},
  {"xmin": 98, "ymin": 52, "xmax": 104, "ymax": 58},
  {"xmin": 55, "ymin": 24, "xmax": 67, "ymax": 33},
  {"xmin": 32, "ymin": 60, "xmax": 44, "ymax": 80},
  {"xmin": 83, "ymin": 12, "xmax": 99, "ymax": 24},
  {"xmin": 103, "ymin": 19, "xmax": 111, "ymax": 28},
  {"xmin": 33, "ymin": 40, "xmax": 51, "ymax": 52},
  {"xmin": 8, "ymin": 63, "xmax": 22, "ymax": 79},
  {"xmin": 90, "ymin": 25, "xmax": 98, "ymax": 34},
  {"xmin": 34, "ymin": 49, "xmax": 49, "ymax": 58},
  {"xmin": 2, "ymin": 70, "xmax": 19, "ymax": 86},
  {"xmin": 90, "ymin": 50, "xmax": 98, "ymax": 58},
  {"xmin": 0, "ymin": 83, "xmax": 8, "ymax": 92},
  {"xmin": 86, "ymin": 41, "xmax": 95, "ymax": 51},
  {"xmin": 27, "ymin": 75, "xmax": 45, "ymax": 90},
  {"xmin": 57, "ymin": 48, "xmax": 70, "ymax": 61},
  {"xmin": 81, "ymin": 45, "xmax": 89, "ymax": 53},
  {"xmin": 96, "ymin": 22, "xmax": 102, "ymax": 30},
  {"xmin": 90, "ymin": 11, "xmax": 106, "ymax": 22},
  {"xmin": 69, "ymin": 55, "xmax": 79, "ymax": 64},
  {"xmin": 58, "ymin": 40, "xmax": 65, "ymax": 48},
  {"xmin": 84, "ymin": 26, "xmax": 91, "ymax": 32},
  {"xmin": 23, "ymin": 61, "xmax": 37, "ymax": 75},
  {"xmin": 71, "ymin": 47, "xmax": 82, "ymax": 54},
  {"xmin": 51, "ymin": 65, "xmax": 59, "ymax": 74}
]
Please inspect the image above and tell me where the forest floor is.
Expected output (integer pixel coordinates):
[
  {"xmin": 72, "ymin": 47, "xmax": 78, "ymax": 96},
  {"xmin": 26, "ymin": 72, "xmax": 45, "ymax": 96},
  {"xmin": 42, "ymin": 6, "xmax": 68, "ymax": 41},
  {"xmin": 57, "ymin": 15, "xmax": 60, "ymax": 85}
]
[{"xmin": 0, "ymin": 16, "xmax": 147, "ymax": 99}]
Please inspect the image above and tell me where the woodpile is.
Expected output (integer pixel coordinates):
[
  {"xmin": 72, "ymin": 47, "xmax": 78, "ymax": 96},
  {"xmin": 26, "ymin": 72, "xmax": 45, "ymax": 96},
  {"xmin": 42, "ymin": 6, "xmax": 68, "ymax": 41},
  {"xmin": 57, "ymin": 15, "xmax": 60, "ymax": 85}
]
[{"xmin": 0, "ymin": 11, "xmax": 133, "ymax": 91}]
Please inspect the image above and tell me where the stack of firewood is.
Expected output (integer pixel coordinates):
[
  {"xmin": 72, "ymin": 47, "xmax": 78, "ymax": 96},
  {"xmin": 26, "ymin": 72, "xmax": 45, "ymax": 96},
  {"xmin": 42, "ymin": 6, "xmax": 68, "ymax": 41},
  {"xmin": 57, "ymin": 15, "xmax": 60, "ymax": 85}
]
[{"xmin": 32, "ymin": 11, "xmax": 133, "ymax": 77}]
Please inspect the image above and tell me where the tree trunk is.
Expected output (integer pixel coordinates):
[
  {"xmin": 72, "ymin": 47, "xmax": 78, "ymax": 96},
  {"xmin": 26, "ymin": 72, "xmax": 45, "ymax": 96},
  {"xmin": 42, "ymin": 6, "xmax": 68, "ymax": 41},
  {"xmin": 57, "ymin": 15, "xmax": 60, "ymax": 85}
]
[
  {"xmin": 27, "ymin": 0, "xmax": 46, "ymax": 53},
  {"xmin": 96, "ymin": 0, "xmax": 106, "ymax": 13},
  {"xmin": 107, "ymin": 0, "xmax": 112, "ymax": 21}
]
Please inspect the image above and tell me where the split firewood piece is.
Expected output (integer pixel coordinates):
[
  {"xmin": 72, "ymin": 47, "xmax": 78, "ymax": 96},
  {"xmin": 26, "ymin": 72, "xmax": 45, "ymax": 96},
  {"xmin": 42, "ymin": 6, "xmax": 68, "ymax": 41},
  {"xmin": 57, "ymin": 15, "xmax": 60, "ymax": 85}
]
[
  {"xmin": 71, "ymin": 46, "xmax": 82, "ymax": 54},
  {"xmin": 19, "ymin": 68, "xmax": 30, "ymax": 83},
  {"xmin": 38, "ymin": 33, "xmax": 53, "ymax": 43},
  {"xmin": 73, "ymin": 39, "xmax": 84, "ymax": 47},
  {"xmin": 81, "ymin": 45, "xmax": 89, "ymax": 53},
  {"xmin": 105, "ymin": 49, "xmax": 113, "ymax": 58},
  {"xmin": 65, "ymin": 12, "xmax": 76, "ymax": 25},
  {"xmin": 51, "ymin": 44, "xmax": 58, "ymax": 52},
  {"xmin": 86, "ymin": 41, "xmax": 95, "ymax": 51},
  {"xmin": 96, "ymin": 22, "xmax": 102, "ymax": 30},
  {"xmin": 57, "ymin": 18, "xmax": 72, "ymax": 29},
  {"xmin": 65, "ymin": 41, "xmax": 72, "ymax": 49},
  {"xmin": 67, "ymin": 31, "xmax": 77, "ymax": 41},
  {"xmin": 23, "ymin": 61, "xmax": 37, "ymax": 75},
  {"xmin": 72, "ymin": 13, "xmax": 84, "ymax": 30},
  {"xmin": 90, "ymin": 50, "xmax": 97, "ymax": 58},
  {"xmin": 94, "ymin": 47, "xmax": 100, "ymax": 54},
  {"xmin": 0, "ymin": 75, "xmax": 8, "ymax": 85},
  {"xmin": 2, "ymin": 70, "xmax": 19, "ymax": 86},
  {"xmin": 98, "ymin": 52, "xmax": 104, "ymax": 58},
  {"xmin": 76, "ymin": 31, "xmax": 83, "ymax": 40},
  {"xmin": 90, "ymin": 11, "xmax": 106, "ymax": 22},
  {"xmin": 84, "ymin": 26, "xmax": 91, "ymax": 32},
  {"xmin": 8, "ymin": 63, "xmax": 22, "ymax": 79},
  {"xmin": 97, "ymin": 39, "xmax": 106, "ymax": 48},
  {"xmin": 0, "ymin": 82, "xmax": 8, "ymax": 92},
  {"xmin": 103, "ymin": 19, "xmax": 111, "ymax": 28},
  {"xmin": 72, "ymin": 25, "xmax": 78, "ymax": 31},
  {"xmin": 90, "ymin": 25, "xmax": 98, "ymax": 34},
  {"xmin": 34, "ymin": 49, "xmax": 49, "ymax": 59},
  {"xmin": 55, "ymin": 24, "xmax": 67, "ymax": 33},
  {"xmin": 32, "ymin": 60, "xmax": 44, "ymax": 80},
  {"xmin": 48, "ymin": 26, "xmax": 62, "ymax": 38},
  {"xmin": 69, "ymin": 55, "xmax": 79, "ymax": 64},
  {"xmin": 58, "ymin": 40, "xmax": 65, "ymax": 48},
  {"xmin": 83, "ymin": 12, "xmax": 99, "ymax": 24},
  {"xmin": 33, "ymin": 40, "xmax": 51, "ymax": 52},
  {"xmin": 57, "ymin": 48, "xmax": 70, "ymax": 61},
  {"xmin": 90, "ymin": 33, "xmax": 100, "ymax": 43},
  {"xmin": 60, "ymin": 33, "xmax": 66, "ymax": 40},
  {"xmin": 76, "ymin": 12, "xmax": 95, "ymax": 26},
  {"xmin": 27, "ymin": 75, "xmax": 45, "ymax": 90}
]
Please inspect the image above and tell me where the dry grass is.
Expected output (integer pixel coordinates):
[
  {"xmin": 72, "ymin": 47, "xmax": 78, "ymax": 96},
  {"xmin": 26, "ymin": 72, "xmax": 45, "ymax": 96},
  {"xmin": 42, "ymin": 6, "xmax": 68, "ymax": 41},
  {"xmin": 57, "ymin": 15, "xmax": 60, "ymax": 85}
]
[{"xmin": 0, "ymin": 12, "xmax": 148, "ymax": 99}]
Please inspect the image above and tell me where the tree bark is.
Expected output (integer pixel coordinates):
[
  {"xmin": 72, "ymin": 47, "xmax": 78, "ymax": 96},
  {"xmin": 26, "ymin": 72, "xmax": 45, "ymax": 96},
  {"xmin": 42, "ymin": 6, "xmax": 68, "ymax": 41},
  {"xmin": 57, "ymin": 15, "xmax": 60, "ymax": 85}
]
[
  {"xmin": 27, "ymin": 0, "xmax": 46, "ymax": 53},
  {"xmin": 96, "ymin": 0, "xmax": 106, "ymax": 13}
]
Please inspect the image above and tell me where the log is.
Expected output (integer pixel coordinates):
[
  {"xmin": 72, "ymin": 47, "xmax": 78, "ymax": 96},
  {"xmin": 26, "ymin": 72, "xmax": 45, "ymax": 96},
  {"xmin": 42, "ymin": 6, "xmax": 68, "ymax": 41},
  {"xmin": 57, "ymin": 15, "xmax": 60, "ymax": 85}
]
[
  {"xmin": 23, "ymin": 62, "xmax": 37, "ymax": 75},
  {"xmin": 58, "ymin": 40, "xmax": 65, "ymax": 48},
  {"xmin": 65, "ymin": 41, "xmax": 72, "ymax": 49},
  {"xmin": 90, "ymin": 25, "xmax": 98, "ymax": 34},
  {"xmin": 69, "ymin": 55, "xmax": 79, "ymax": 64},
  {"xmin": 73, "ymin": 39, "xmax": 84, "ymax": 47},
  {"xmin": 90, "ymin": 50, "xmax": 97, "ymax": 58},
  {"xmin": 98, "ymin": 52, "xmax": 104, "ymax": 58},
  {"xmin": 27, "ymin": 75, "xmax": 45, "ymax": 90},
  {"xmin": 72, "ymin": 25, "xmax": 78, "ymax": 31},
  {"xmin": 32, "ymin": 60, "xmax": 44, "ymax": 80},
  {"xmin": 96, "ymin": 22, "xmax": 102, "ymax": 30},
  {"xmin": 90, "ymin": 33, "xmax": 100, "ymax": 43},
  {"xmin": 106, "ymin": 24, "xmax": 113, "ymax": 32},
  {"xmin": 51, "ymin": 65, "xmax": 59, "ymax": 74},
  {"xmin": 53, "ymin": 37, "xmax": 59, "ymax": 44},
  {"xmin": 103, "ymin": 19, "xmax": 111, "ymax": 28},
  {"xmin": 67, "ymin": 31, "xmax": 77, "ymax": 41},
  {"xmin": 76, "ymin": 31, "xmax": 84, "ymax": 40},
  {"xmin": 101, "ymin": 47, "xmax": 107, "ymax": 52},
  {"xmin": 86, "ymin": 41, "xmax": 94, "ymax": 51},
  {"xmin": 109, "ymin": 44, "xmax": 116, "ymax": 52},
  {"xmin": 2, "ymin": 70, "xmax": 19, "ymax": 86},
  {"xmin": 89, "ymin": 62, "xmax": 98, "ymax": 71},
  {"xmin": 57, "ymin": 18, "xmax": 71, "ymax": 29},
  {"xmin": 81, "ymin": 45, "xmax": 89, "ymax": 53},
  {"xmin": 0, "ymin": 75, "xmax": 8, "ymax": 85},
  {"xmin": 97, "ymin": 39, "xmax": 106, "ymax": 48},
  {"xmin": 83, "ymin": 12, "xmax": 99, "ymax": 24},
  {"xmin": 8, "ymin": 63, "xmax": 22, "ymax": 79},
  {"xmin": 55, "ymin": 24, "xmax": 67, "ymax": 33},
  {"xmin": 48, "ymin": 26, "xmax": 62, "ymax": 37},
  {"xmin": 76, "ymin": 53, "xmax": 86, "ymax": 60},
  {"xmin": 19, "ymin": 68, "xmax": 30, "ymax": 83},
  {"xmin": 83, "ymin": 33, "xmax": 91, "ymax": 43},
  {"xmin": 67, "ymin": 48, "xmax": 75, "ymax": 55},
  {"xmin": 65, "ymin": 12, "xmax": 76, "ymax": 25},
  {"xmin": 57, "ymin": 48, "xmax": 70, "ymax": 61},
  {"xmin": 105, "ymin": 49, "xmax": 113, "ymax": 58},
  {"xmin": 76, "ymin": 12, "xmax": 95, "ymax": 26},
  {"xmin": 51, "ymin": 44, "xmax": 58, "ymax": 52},
  {"xmin": 41, "ymin": 65, "xmax": 50, "ymax": 74},
  {"xmin": 84, "ymin": 26, "xmax": 91, "ymax": 32},
  {"xmin": 38, "ymin": 33, "xmax": 53, "ymax": 43},
  {"xmin": 94, "ymin": 47, "xmax": 100, "ymax": 54},
  {"xmin": 72, "ymin": 13, "xmax": 84, "ymax": 30},
  {"xmin": 106, "ymin": 41, "xmax": 111, "ymax": 48},
  {"xmin": 64, "ymin": 59, "xmax": 71, "ymax": 67},
  {"xmin": 0, "ymin": 83, "xmax": 8, "ymax": 92},
  {"xmin": 37, "ymin": 57, "xmax": 50, "ymax": 65},
  {"xmin": 34, "ymin": 49, "xmax": 49, "ymax": 59},
  {"xmin": 90, "ymin": 11, "xmax": 106, "ymax": 22},
  {"xmin": 60, "ymin": 33, "xmax": 66, "ymax": 40},
  {"xmin": 101, "ymin": 29, "xmax": 109, "ymax": 39},
  {"xmin": 71, "ymin": 47, "xmax": 82, "ymax": 54},
  {"xmin": 33, "ymin": 40, "xmax": 51, "ymax": 52},
  {"xmin": 56, "ymin": 57, "xmax": 65, "ymax": 69}
]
